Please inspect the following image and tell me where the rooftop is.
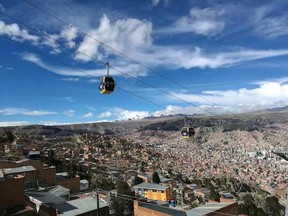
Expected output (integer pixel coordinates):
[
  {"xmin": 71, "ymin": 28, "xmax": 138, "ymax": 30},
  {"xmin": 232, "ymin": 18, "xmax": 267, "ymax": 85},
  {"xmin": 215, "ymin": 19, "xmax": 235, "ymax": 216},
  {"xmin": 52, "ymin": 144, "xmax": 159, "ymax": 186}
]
[
  {"xmin": 49, "ymin": 185, "xmax": 70, "ymax": 197},
  {"xmin": 53, "ymin": 196, "xmax": 108, "ymax": 216},
  {"xmin": 186, "ymin": 202, "xmax": 237, "ymax": 216},
  {"xmin": 2, "ymin": 166, "xmax": 36, "ymax": 175},
  {"xmin": 134, "ymin": 182, "xmax": 169, "ymax": 191},
  {"xmin": 26, "ymin": 191, "xmax": 66, "ymax": 205}
]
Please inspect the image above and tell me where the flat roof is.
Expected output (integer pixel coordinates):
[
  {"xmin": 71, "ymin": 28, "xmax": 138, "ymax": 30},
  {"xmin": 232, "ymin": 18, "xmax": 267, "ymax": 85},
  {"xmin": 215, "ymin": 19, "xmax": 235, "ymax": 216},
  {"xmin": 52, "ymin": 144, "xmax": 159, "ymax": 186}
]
[
  {"xmin": 134, "ymin": 182, "xmax": 168, "ymax": 191},
  {"xmin": 26, "ymin": 191, "xmax": 66, "ymax": 205},
  {"xmin": 53, "ymin": 197, "xmax": 108, "ymax": 216},
  {"xmin": 49, "ymin": 185, "xmax": 70, "ymax": 197},
  {"xmin": 2, "ymin": 166, "xmax": 36, "ymax": 175},
  {"xmin": 186, "ymin": 202, "xmax": 236, "ymax": 216},
  {"xmin": 28, "ymin": 151, "xmax": 40, "ymax": 155}
]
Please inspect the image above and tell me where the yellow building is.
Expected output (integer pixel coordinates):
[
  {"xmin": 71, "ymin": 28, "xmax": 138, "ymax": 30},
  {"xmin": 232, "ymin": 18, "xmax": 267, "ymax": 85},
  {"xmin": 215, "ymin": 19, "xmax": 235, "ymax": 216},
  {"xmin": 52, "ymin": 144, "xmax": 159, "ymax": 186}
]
[{"xmin": 134, "ymin": 182, "xmax": 170, "ymax": 202}]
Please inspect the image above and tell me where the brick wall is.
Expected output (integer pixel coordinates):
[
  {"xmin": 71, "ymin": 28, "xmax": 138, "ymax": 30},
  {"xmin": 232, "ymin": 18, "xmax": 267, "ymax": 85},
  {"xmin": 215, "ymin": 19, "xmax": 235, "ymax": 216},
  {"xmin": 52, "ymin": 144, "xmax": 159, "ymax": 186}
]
[
  {"xmin": 134, "ymin": 201, "xmax": 170, "ymax": 216},
  {"xmin": 0, "ymin": 160, "xmax": 56, "ymax": 186},
  {"xmin": 25, "ymin": 195, "xmax": 57, "ymax": 216},
  {"xmin": 56, "ymin": 175, "xmax": 80, "ymax": 193},
  {"xmin": 37, "ymin": 167, "xmax": 56, "ymax": 185},
  {"xmin": 0, "ymin": 175, "xmax": 25, "ymax": 207}
]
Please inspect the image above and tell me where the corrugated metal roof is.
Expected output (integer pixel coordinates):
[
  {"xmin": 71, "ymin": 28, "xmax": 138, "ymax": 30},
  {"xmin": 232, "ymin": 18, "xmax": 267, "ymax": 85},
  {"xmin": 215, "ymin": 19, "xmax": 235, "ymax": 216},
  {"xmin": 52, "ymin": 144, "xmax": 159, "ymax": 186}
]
[
  {"xmin": 2, "ymin": 166, "xmax": 36, "ymax": 175},
  {"xmin": 134, "ymin": 182, "xmax": 168, "ymax": 190}
]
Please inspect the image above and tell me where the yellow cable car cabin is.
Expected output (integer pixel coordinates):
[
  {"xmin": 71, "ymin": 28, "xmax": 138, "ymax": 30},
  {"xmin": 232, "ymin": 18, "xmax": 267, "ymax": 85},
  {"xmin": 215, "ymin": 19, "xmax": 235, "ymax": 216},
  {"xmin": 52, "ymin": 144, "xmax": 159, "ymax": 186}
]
[
  {"xmin": 99, "ymin": 75, "xmax": 115, "ymax": 94},
  {"xmin": 99, "ymin": 62, "xmax": 116, "ymax": 94},
  {"xmin": 181, "ymin": 126, "xmax": 195, "ymax": 139}
]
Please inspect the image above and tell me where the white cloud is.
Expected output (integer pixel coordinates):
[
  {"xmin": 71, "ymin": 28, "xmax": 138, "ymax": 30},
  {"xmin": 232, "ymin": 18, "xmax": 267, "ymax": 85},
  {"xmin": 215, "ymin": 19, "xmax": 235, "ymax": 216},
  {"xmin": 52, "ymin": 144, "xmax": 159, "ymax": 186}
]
[
  {"xmin": 98, "ymin": 108, "xmax": 150, "ymax": 120},
  {"xmin": 167, "ymin": 81, "xmax": 288, "ymax": 113},
  {"xmin": 41, "ymin": 33, "xmax": 61, "ymax": 53},
  {"xmin": 60, "ymin": 26, "xmax": 78, "ymax": 48},
  {"xmin": 0, "ymin": 65, "xmax": 2, "ymax": 69},
  {"xmin": 255, "ymin": 14, "xmax": 288, "ymax": 39},
  {"xmin": 6, "ymin": 67, "xmax": 14, "ymax": 70},
  {"xmin": 135, "ymin": 46, "xmax": 288, "ymax": 69},
  {"xmin": 158, "ymin": 7, "xmax": 225, "ymax": 36},
  {"xmin": 72, "ymin": 15, "xmax": 288, "ymax": 72},
  {"xmin": 0, "ymin": 121, "xmax": 31, "ymax": 126},
  {"xmin": 0, "ymin": 107, "xmax": 57, "ymax": 116},
  {"xmin": 22, "ymin": 53, "xmax": 147, "ymax": 77},
  {"xmin": 0, "ymin": 20, "xmax": 39, "ymax": 43},
  {"xmin": 82, "ymin": 112, "xmax": 93, "ymax": 118},
  {"xmin": 151, "ymin": 0, "xmax": 169, "ymax": 7},
  {"xmin": 75, "ymin": 14, "xmax": 152, "ymax": 61},
  {"xmin": 59, "ymin": 77, "xmax": 79, "ymax": 82},
  {"xmin": 98, "ymin": 111, "xmax": 113, "ymax": 118},
  {"xmin": 63, "ymin": 109, "xmax": 75, "ymax": 117}
]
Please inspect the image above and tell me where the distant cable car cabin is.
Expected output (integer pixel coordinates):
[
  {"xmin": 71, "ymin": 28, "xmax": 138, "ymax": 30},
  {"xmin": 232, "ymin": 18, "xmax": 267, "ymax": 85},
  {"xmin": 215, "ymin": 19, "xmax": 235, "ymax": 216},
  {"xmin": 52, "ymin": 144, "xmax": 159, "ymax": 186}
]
[
  {"xmin": 99, "ymin": 62, "xmax": 115, "ymax": 94},
  {"xmin": 181, "ymin": 117, "xmax": 195, "ymax": 138},
  {"xmin": 181, "ymin": 126, "xmax": 195, "ymax": 139}
]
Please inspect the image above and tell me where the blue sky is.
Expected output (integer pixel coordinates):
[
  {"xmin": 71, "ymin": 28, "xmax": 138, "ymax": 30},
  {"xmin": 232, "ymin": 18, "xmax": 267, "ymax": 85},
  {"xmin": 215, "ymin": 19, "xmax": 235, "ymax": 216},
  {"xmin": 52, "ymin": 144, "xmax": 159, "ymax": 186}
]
[{"xmin": 0, "ymin": 0, "xmax": 288, "ymax": 126}]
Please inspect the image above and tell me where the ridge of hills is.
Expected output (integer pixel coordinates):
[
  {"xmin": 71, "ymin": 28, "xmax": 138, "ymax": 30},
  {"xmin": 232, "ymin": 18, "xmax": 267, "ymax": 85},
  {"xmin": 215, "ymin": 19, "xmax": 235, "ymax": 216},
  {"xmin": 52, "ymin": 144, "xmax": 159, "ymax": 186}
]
[{"xmin": 1, "ymin": 107, "xmax": 288, "ymax": 137}]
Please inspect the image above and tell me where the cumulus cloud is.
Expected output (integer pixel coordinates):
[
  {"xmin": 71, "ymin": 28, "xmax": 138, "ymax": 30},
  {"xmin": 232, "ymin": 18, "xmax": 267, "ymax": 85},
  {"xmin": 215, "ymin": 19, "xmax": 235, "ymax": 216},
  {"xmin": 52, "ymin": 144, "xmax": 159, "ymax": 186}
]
[
  {"xmin": 0, "ymin": 107, "xmax": 57, "ymax": 116},
  {"xmin": 98, "ymin": 108, "xmax": 150, "ymax": 121},
  {"xmin": 72, "ymin": 15, "xmax": 288, "ymax": 71},
  {"xmin": 0, "ymin": 20, "xmax": 39, "ymax": 43},
  {"xmin": 167, "ymin": 81, "xmax": 288, "ymax": 113},
  {"xmin": 60, "ymin": 26, "xmax": 78, "ymax": 48},
  {"xmin": 75, "ymin": 14, "xmax": 152, "ymax": 61}
]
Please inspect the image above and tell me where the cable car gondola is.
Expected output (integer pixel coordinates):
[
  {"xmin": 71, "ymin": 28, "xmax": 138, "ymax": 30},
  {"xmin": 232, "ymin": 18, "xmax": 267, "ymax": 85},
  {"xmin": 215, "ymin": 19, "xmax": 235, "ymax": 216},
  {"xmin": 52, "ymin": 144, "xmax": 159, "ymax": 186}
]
[
  {"xmin": 99, "ymin": 62, "xmax": 115, "ymax": 94},
  {"xmin": 181, "ymin": 126, "xmax": 195, "ymax": 139},
  {"xmin": 180, "ymin": 117, "xmax": 195, "ymax": 139}
]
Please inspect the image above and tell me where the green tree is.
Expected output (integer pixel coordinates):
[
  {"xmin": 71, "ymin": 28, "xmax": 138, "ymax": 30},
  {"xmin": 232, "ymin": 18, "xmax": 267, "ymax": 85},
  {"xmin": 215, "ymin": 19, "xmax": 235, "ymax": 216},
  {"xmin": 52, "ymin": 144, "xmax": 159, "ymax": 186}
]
[
  {"xmin": 116, "ymin": 181, "xmax": 131, "ymax": 195},
  {"xmin": 134, "ymin": 175, "xmax": 143, "ymax": 185},
  {"xmin": 152, "ymin": 172, "xmax": 160, "ymax": 184},
  {"xmin": 91, "ymin": 175, "xmax": 115, "ymax": 191}
]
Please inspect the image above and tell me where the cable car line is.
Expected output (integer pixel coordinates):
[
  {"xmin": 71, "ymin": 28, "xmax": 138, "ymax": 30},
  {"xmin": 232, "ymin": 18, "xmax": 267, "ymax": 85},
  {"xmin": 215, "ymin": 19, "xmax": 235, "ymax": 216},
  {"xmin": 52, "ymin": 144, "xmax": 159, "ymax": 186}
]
[
  {"xmin": 22, "ymin": 0, "xmax": 239, "ymax": 117},
  {"xmin": 0, "ymin": 34, "xmax": 171, "ymax": 113},
  {"xmin": 1, "ymin": 33, "xmax": 196, "ymax": 140},
  {"xmin": 0, "ymin": 11, "xmax": 224, "ymax": 118}
]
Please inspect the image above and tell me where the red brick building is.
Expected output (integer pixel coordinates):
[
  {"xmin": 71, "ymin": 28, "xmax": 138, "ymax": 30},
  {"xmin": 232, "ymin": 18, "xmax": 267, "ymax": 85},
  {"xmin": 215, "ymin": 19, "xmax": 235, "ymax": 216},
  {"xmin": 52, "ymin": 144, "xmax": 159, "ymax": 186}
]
[
  {"xmin": 0, "ymin": 173, "xmax": 25, "ymax": 207},
  {"xmin": 134, "ymin": 200, "xmax": 238, "ymax": 216}
]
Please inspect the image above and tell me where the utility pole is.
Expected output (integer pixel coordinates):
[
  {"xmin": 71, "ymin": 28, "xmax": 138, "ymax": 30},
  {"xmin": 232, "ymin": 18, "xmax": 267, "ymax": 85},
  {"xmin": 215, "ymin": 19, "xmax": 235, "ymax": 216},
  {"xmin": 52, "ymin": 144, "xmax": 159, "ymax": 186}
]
[
  {"xmin": 96, "ymin": 188, "xmax": 100, "ymax": 216},
  {"xmin": 285, "ymin": 189, "xmax": 288, "ymax": 216}
]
